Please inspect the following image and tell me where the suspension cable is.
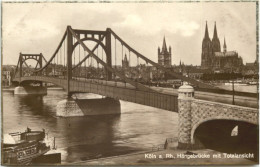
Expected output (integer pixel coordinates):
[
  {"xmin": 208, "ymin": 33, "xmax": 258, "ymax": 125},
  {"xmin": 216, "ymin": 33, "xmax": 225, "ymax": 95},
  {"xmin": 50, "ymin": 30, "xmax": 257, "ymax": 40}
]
[
  {"xmin": 97, "ymin": 46, "xmax": 99, "ymax": 79},
  {"xmin": 64, "ymin": 39, "xmax": 66, "ymax": 79},
  {"xmin": 114, "ymin": 37, "xmax": 117, "ymax": 86},
  {"xmin": 57, "ymin": 48, "xmax": 59, "ymax": 77},
  {"xmin": 102, "ymin": 47, "xmax": 104, "ymax": 79},
  {"xmin": 88, "ymin": 52, "xmax": 90, "ymax": 80},
  {"xmin": 57, "ymin": 51, "xmax": 59, "ymax": 78},
  {"xmin": 73, "ymin": 37, "xmax": 76, "ymax": 80},
  {"xmin": 84, "ymin": 50, "xmax": 86, "ymax": 82},
  {"xmin": 129, "ymin": 50, "xmax": 131, "ymax": 67},
  {"xmin": 60, "ymin": 43, "xmax": 62, "ymax": 68},
  {"xmin": 79, "ymin": 42, "xmax": 81, "ymax": 80},
  {"xmin": 115, "ymin": 37, "xmax": 117, "ymax": 70},
  {"xmin": 52, "ymin": 53, "xmax": 55, "ymax": 77},
  {"xmin": 122, "ymin": 43, "xmax": 124, "ymax": 63}
]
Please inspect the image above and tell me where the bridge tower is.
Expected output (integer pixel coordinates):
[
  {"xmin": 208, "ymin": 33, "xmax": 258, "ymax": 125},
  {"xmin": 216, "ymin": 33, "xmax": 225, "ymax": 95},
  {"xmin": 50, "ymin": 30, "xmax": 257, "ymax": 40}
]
[
  {"xmin": 105, "ymin": 28, "xmax": 112, "ymax": 80},
  {"xmin": 18, "ymin": 53, "xmax": 43, "ymax": 82},
  {"xmin": 66, "ymin": 26, "xmax": 73, "ymax": 97},
  {"xmin": 14, "ymin": 53, "xmax": 46, "ymax": 95},
  {"xmin": 19, "ymin": 53, "xmax": 23, "ymax": 83},
  {"xmin": 66, "ymin": 26, "xmax": 112, "ymax": 97}
]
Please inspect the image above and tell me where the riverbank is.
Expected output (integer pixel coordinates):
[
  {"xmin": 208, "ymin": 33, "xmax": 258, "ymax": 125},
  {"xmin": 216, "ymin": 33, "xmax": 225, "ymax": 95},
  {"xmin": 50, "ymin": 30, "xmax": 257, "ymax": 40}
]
[{"xmin": 69, "ymin": 148, "xmax": 256, "ymax": 165}]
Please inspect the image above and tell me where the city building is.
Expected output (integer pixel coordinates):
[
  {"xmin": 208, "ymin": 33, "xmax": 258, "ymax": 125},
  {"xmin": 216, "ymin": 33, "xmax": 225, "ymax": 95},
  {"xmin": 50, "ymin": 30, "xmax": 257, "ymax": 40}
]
[
  {"xmin": 2, "ymin": 65, "xmax": 16, "ymax": 87},
  {"xmin": 242, "ymin": 61, "xmax": 258, "ymax": 77},
  {"xmin": 158, "ymin": 37, "xmax": 172, "ymax": 67},
  {"xmin": 2, "ymin": 71, "xmax": 11, "ymax": 86},
  {"xmin": 201, "ymin": 22, "xmax": 243, "ymax": 72}
]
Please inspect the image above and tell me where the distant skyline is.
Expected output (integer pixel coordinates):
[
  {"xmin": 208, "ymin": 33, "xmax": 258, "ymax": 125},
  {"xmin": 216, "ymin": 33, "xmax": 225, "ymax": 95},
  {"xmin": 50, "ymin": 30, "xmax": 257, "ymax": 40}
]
[{"xmin": 2, "ymin": 2, "xmax": 257, "ymax": 66}]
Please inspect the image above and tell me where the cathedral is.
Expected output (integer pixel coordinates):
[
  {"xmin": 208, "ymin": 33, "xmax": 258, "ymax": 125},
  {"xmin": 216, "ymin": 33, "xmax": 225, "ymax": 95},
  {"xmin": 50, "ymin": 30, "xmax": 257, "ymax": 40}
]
[
  {"xmin": 158, "ymin": 37, "xmax": 172, "ymax": 67},
  {"xmin": 201, "ymin": 22, "xmax": 243, "ymax": 72}
]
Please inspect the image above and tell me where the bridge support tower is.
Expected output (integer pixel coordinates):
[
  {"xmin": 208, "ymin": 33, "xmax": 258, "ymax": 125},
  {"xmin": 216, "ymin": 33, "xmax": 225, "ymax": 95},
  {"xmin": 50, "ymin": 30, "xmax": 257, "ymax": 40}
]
[{"xmin": 177, "ymin": 83, "xmax": 204, "ymax": 150}]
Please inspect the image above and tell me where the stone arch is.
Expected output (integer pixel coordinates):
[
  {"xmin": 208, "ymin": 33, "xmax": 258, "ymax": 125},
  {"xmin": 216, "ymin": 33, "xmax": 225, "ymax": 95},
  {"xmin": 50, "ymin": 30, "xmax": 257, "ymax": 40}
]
[{"xmin": 191, "ymin": 117, "xmax": 257, "ymax": 144}]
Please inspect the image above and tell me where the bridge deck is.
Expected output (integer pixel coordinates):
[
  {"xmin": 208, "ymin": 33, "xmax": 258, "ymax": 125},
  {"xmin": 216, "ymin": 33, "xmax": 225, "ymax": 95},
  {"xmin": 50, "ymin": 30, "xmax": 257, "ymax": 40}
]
[
  {"xmin": 151, "ymin": 87, "xmax": 258, "ymax": 108},
  {"xmin": 13, "ymin": 76, "xmax": 258, "ymax": 110},
  {"xmin": 14, "ymin": 76, "xmax": 179, "ymax": 112}
]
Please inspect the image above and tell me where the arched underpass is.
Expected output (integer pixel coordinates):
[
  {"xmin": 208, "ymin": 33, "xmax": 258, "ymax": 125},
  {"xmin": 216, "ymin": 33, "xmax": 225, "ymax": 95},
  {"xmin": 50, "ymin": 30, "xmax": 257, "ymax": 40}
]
[{"xmin": 193, "ymin": 120, "xmax": 259, "ymax": 162}]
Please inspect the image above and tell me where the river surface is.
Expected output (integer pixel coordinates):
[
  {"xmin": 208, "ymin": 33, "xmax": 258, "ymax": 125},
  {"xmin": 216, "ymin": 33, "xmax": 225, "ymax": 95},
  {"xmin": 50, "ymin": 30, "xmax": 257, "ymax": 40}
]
[
  {"xmin": 2, "ymin": 89, "xmax": 178, "ymax": 164},
  {"xmin": 216, "ymin": 84, "xmax": 258, "ymax": 93},
  {"xmin": 3, "ymin": 85, "xmax": 257, "ymax": 164}
]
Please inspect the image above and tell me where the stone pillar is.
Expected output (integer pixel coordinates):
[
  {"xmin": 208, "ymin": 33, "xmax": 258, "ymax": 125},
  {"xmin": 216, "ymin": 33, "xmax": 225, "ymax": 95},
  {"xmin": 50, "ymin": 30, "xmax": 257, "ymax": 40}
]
[
  {"xmin": 177, "ymin": 82, "xmax": 194, "ymax": 149},
  {"xmin": 56, "ymin": 97, "xmax": 121, "ymax": 117},
  {"xmin": 56, "ymin": 98, "xmax": 84, "ymax": 117}
]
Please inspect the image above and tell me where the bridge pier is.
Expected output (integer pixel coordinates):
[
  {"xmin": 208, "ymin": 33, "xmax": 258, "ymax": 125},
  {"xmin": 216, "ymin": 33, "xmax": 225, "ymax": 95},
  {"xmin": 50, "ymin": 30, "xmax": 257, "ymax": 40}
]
[
  {"xmin": 177, "ymin": 83, "xmax": 204, "ymax": 150},
  {"xmin": 14, "ymin": 86, "xmax": 47, "ymax": 95},
  {"xmin": 56, "ymin": 96, "xmax": 121, "ymax": 117}
]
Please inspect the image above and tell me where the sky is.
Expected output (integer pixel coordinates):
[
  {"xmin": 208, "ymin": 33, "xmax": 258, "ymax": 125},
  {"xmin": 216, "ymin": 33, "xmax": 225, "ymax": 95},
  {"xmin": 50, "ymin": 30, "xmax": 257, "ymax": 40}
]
[{"xmin": 2, "ymin": 2, "xmax": 257, "ymax": 66}]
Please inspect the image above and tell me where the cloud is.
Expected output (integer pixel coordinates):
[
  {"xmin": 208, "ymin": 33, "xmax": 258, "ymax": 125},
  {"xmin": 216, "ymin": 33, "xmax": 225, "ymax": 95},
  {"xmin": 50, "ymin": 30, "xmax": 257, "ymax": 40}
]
[
  {"xmin": 118, "ymin": 14, "xmax": 143, "ymax": 27},
  {"xmin": 174, "ymin": 21, "xmax": 200, "ymax": 37},
  {"xmin": 2, "ymin": 2, "xmax": 257, "ymax": 65},
  {"xmin": 115, "ymin": 14, "xmax": 199, "ymax": 37}
]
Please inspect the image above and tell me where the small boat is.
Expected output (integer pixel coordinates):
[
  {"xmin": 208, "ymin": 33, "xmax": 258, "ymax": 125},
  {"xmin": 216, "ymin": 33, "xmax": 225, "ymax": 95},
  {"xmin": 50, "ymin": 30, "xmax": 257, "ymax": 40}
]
[{"xmin": 3, "ymin": 128, "xmax": 51, "ymax": 165}]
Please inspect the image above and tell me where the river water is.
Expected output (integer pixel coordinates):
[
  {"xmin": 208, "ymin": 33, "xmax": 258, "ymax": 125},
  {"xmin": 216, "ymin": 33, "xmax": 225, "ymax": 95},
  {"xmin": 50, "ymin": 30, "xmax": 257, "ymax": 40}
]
[
  {"xmin": 216, "ymin": 84, "xmax": 258, "ymax": 93},
  {"xmin": 3, "ymin": 85, "xmax": 257, "ymax": 164},
  {"xmin": 2, "ymin": 89, "xmax": 179, "ymax": 164}
]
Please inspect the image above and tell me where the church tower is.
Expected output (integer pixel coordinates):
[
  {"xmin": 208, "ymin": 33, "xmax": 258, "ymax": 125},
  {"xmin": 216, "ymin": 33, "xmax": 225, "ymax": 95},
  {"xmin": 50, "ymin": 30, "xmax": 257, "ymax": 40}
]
[
  {"xmin": 223, "ymin": 37, "xmax": 227, "ymax": 53},
  {"xmin": 122, "ymin": 54, "xmax": 129, "ymax": 69},
  {"xmin": 158, "ymin": 36, "xmax": 172, "ymax": 67},
  {"xmin": 201, "ymin": 21, "xmax": 212, "ymax": 69},
  {"xmin": 211, "ymin": 22, "xmax": 221, "ymax": 53}
]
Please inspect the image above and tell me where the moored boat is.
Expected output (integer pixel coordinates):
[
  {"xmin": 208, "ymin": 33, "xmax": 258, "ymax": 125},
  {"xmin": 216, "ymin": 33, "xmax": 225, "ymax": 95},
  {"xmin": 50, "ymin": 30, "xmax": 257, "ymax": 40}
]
[{"xmin": 3, "ymin": 128, "xmax": 51, "ymax": 165}]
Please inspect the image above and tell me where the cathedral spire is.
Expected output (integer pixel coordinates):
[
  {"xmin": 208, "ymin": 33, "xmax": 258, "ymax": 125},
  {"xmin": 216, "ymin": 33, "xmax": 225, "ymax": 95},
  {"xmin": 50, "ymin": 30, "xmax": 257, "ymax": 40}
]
[
  {"xmin": 223, "ymin": 37, "xmax": 227, "ymax": 52},
  {"xmin": 162, "ymin": 36, "xmax": 167, "ymax": 52},
  {"xmin": 212, "ymin": 21, "xmax": 221, "ymax": 52},
  {"xmin": 213, "ymin": 21, "xmax": 218, "ymax": 39},
  {"xmin": 124, "ymin": 54, "xmax": 128, "ymax": 61},
  {"xmin": 204, "ymin": 21, "xmax": 210, "ymax": 39}
]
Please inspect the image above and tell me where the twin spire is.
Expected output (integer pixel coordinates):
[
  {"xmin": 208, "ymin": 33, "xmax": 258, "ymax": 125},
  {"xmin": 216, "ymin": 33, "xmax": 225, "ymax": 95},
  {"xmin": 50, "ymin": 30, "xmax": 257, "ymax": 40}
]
[
  {"xmin": 223, "ymin": 37, "xmax": 227, "ymax": 52},
  {"xmin": 204, "ymin": 21, "xmax": 226, "ymax": 51},
  {"xmin": 213, "ymin": 21, "xmax": 218, "ymax": 40},
  {"xmin": 204, "ymin": 21, "xmax": 209, "ymax": 39},
  {"xmin": 204, "ymin": 21, "xmax": 218, "ymax": 40}
]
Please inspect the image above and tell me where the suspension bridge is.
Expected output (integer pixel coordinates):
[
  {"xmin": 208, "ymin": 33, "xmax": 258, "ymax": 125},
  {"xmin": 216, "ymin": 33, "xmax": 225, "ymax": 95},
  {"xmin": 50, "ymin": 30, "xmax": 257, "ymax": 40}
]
[
  {"xmin": 12, "ymin": 26, "xmax": 258, "ymax": 110},
  {"xmin": 12, "ymin": 26, "xmax": 219, "ymax": 112},
  {"xmin": 11, "ymin": 26, "xmax": 259, "ymax": 150}
]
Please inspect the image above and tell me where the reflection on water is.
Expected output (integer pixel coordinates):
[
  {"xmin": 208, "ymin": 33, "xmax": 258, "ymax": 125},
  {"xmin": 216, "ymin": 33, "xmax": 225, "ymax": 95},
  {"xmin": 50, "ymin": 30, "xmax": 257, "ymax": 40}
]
[{"xmin": 3, "ymin": 89, "xmax": 178, "ymax": 163}]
